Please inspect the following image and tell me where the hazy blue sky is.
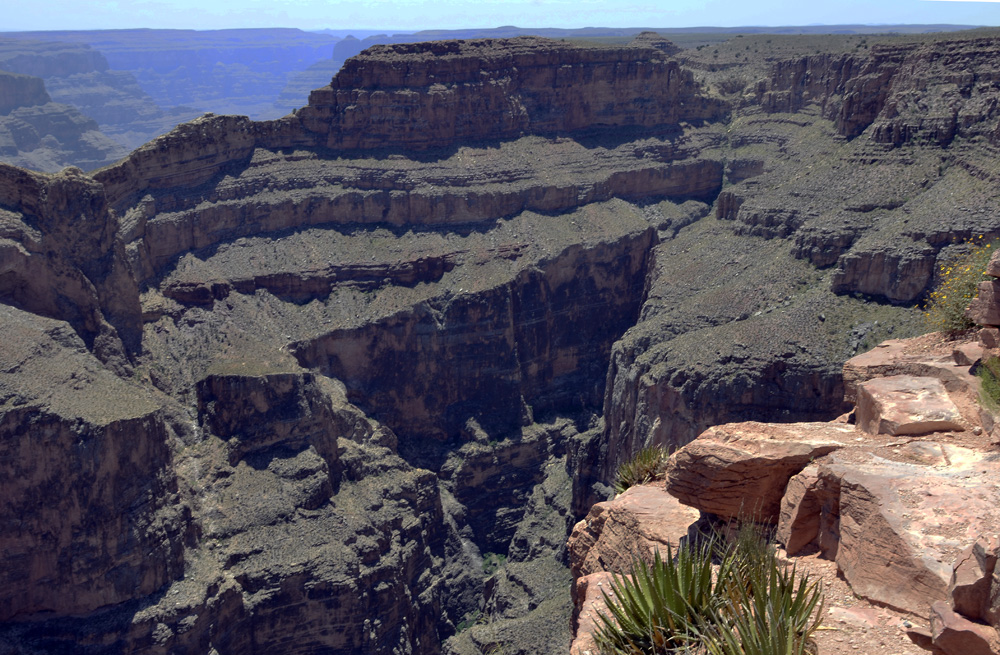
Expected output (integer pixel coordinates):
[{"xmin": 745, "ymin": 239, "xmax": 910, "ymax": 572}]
[{"xmin": 7, "ymin": 0, "xmax": 1000, "ymax": 32}]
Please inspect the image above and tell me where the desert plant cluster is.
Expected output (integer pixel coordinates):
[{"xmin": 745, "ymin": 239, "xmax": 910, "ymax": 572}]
[
  {"xmin": 595, "ymin": 525, "xmax": 823, "ymax": 655},
  {"xmin": 613, "ymin": 445, "xmax": 671, "ymax": 494},
  {"xmin": 924, "ymin": 236, "xmax": 997, "ymax": 333}
]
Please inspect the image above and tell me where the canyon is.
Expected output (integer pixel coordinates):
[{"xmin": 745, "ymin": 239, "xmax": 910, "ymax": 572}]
[{"xmin": 0, "ymin": 28, "xmax": 999, "ymax": 654}]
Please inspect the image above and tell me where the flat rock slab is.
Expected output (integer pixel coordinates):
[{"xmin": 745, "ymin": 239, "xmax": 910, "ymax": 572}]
[
  {"xmin": 568, "ymin": 484, "xmax": 699, "ymax": 578},
  {"xmin": 843, "ymin": 335, "xmax": 976, "ymax": 404},
  {"xmin": 664, "ymin": 421, "xmax": 851, "ymax": 523},
  {"xmin": 779, "ymin": 446, "xmax": 1000, "ymax": 618},
  {"xmin": 856, "ymin": 375, "xmax": 964, "ymax": 436}
]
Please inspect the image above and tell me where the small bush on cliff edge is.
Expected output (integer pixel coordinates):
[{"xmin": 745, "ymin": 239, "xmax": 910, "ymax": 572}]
[
  {"xmin": 925, "ymin": 236, "xmax": 997, "ymax": 334},
  {"xmin": 613, "ymin": 444, "xmax": 670, "ymax": 495}
]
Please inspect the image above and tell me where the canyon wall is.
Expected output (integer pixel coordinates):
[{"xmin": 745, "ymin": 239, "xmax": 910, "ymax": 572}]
[
  {"xmin": 1, "ymin": 30, "xmax": 999, "ymax": 655},
  {"xmin": 0, "ymin": 69, "xmax": 126, "ymax": 171}
]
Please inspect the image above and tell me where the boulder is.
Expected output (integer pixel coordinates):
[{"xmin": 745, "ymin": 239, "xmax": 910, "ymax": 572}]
[
  {"xmin": 855, "ymin": 375, "xmax": 964, "ymax": 436},
  {"xmin": 777, "ymin": 447, "xmax": 1000, "ymax": 617},
  {"xmin": 568, "ymin": 484, "xmax": 699, "ymax": 578},
  {"xmin": 664, "ymin": 421, "xmax": 849, "ymax": 523},
  {"xmin": 951, "ymin": 537, "xmax": 999, "ymax": 623},
  {"xmin": 931, "ymin": 601, "xmax": 1000, "ymax": 655},
  {"xmin": 986, "ymin": 249, "xmax": 1000, "ymax": 278},
  {"xmin": 953, "ymin": 342, "xmax": 985, "ymax": 366},
  {"xmin": 968, "ymin": 280, "xmax": 1000, "ymax": 327},
  {"xmin": 777, "ymin": 463, "xmax": 840, "ymax": 557},
  {"xmin": 843, "ymin": 335, "xmax": 976, "ymax": 404}
]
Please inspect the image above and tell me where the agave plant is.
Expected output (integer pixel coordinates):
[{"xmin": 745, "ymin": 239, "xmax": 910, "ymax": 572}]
[
  {"xmin": 594, "ymin": 540, "xmax": 733, "ymax": 654},
  {"xmin": 595, "ymin": 524, "xmax": 824, "ymax": 655},
  {"xmin": 613, "ymin": 444, "xmax": 670, "ymax": 495},
  {"xmin": 700, "ymin": 560, "xmax": 824, "ymax": 655}
]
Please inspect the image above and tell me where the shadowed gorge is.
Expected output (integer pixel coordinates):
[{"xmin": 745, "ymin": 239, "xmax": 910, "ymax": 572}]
[{"xmin": 0, "ymin": 29, "xmax": 999, "ymax": 654}]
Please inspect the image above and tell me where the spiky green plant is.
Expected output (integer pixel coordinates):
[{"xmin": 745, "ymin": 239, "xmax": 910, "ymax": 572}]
[
  {"xmin": 698, "ymin": 559, "xmax": 824, "ymax": 655},
  {"xmin": 596, "ymin": 524, "xmax": 824, "ymax": 655},
  {"xmin": 595, "ymin": 539, "xmax": 733, "ymax": 654},
  {"xmin": 613, "ymin": 444, "xmax": 670, "ymax": 495}
]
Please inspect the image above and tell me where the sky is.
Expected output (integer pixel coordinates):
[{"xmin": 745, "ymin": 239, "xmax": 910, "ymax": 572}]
[{"xmin": 6, "ymin": 0, "xmax": 1000, "ymax": 32}]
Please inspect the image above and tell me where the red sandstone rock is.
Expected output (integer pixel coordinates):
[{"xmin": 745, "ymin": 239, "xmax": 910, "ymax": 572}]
[
  {"xmin": 570, "ymin": 572, "xmax": 618, "ymax": 655},
  {"xmin": 986, "ymin": 250, "xmax": 1000, "ymax": 278},
  {"xmin": 951, "ymin": 537, "xmax": 1000, "ymax": 623},
  {"xmin": 931, "ymin": 601, "xmax": 1000, "ymax": 655},
  {"xmin": 842, "ymin": 335, "xmax": 976, "ymax": 405},
  {"xmin": 855, "ymin": 375, "xmax": 964, "ymax": 436},
  {"xmin": 664, "ymin": 421, "xmax": 850, "ymax": 523},
  {"xmin": 568, "ymin": 484, "xmax": 699, "ymax": 578},
  {"xmin": 968, "ymin": 280, "xmax": 1000, "ymax": 327},
  {"xmin": 779, "ymin": 446, "xmax": 1000, "ymax": 618},
  {"xmin": 777, "ymin": 464, "xmax": 840, "ymax": 557}
]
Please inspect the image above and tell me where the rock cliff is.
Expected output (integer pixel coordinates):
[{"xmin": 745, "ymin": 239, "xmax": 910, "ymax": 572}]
[
  {"xmin": 0, "ymin": 70, "xmax": 126, "ymax": 171},
  {"xmin": 1, "ymin": 29, "xmax": 1000, "ymax": 655}
]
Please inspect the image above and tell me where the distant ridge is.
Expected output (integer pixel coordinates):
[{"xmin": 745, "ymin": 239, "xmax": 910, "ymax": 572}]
[{"xmin": 313, "ymin": 23, "xmax": 984, "ymax": 39}]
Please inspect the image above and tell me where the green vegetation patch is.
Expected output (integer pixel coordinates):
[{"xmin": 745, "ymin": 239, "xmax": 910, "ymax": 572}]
[
  {"xmin": 925, "ymin": 237, "xmax": 997, "ymax": 334},
  {"xmin": 482, "ymin": 552, "xmax": 508, "ymax": 576},
  {"xmin": 596, "ymin": 525, "xmax": 823, "ymax": 655},
  {"xmin": 613, "ymin": 444, "xmax": 670, "ymax": 495},
  {"xmin": 978, "ymin": 356, "xmax": 1000, "ymax": 410}
]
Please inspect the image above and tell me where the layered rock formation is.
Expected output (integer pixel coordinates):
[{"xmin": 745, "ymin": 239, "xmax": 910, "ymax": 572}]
[
  {"xmin": 0, "ymin": 37, "xmax": 200, "ymax": 154},
  {"xmin": 3, "ymin": 28, "xmax": 1000, "ymax": 655},
  {"xmin": 0, "ymin": 34, "xmax": 724, "ymax": 654},
  {"xmin": 1, "ymin": 28, "xmax": 339, "ymax": 123},
  {"xmin": 588, "ymin": 30, "xmax": 1000, "ymax": 503},
  {"xmin": 0, "ymin": 70, "xmax": 126, "ymax": 171}
]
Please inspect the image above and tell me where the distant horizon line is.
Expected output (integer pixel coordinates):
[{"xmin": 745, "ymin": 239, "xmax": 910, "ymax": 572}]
[{"xmin": 0, "ymin": 22, "xmax": 989, "ymax": 35}]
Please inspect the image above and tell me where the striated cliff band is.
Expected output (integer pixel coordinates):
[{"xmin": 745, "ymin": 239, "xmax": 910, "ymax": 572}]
[{"xmin": 0, "ymin": 31, "xmax": 999, "ymax": 654}]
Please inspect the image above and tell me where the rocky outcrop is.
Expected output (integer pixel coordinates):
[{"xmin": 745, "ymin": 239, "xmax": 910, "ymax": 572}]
[
  {"xmin": 0, "ymin": 34, "xmax": 730, "ymax": 654},
  {"xmin": 855, "ymin": 374, "xmax": 964, "ymax": 435},
  {"xmin": 0, "ymin": 307, "xmax": 188, "ymax": 621},
  {"xmin": 291, "ymin": 228, "xmax": 655, "ymax": 446},
  {"xmin": 0, "ymin": 68, "xmax": 126, "ymax": 171},
  {"xmin": 783, "ymin": 445, "xmax": 1000, "ymax": 617},
  {"xmin": 290, "ymin": 36, "xmax": 726, "ymax": 152},
  {"xmin": 0, "ymin": 70, "xmax": 48, "ymax": 113},
  {"xmin": 11, "ymin": 27, "xmax": 1000, "ymax": 655},
  {"xmin": 760, "ymin": 38, "xmax": 1000, "ymax": 146},
  {"xmin": 663, "ymin": 421, "xmax": 849, "ymax": 523},
  {"xmin": 197, "ymin": 372, "xmax": 343, "ymax": 467},
  {"xmin": 99, "ymin": 132, "xmax": 720, "ymax": 283},
  {"xmin": 830, "ymin": 243, "xmax": 937, "ymax": 303},
  {"xmin": 567, "ymin": 484, "xmax": 698, "ymax": 578},
  {"xmin": 0, "ymin": 164, "xmax": 140, "ymax": 361},
  {"xmin": 573, "ymin": 331, "xmax": 1000, "ymax": 652},
  {"xmin": 931, "ymin": 601, "xmax": 1000, "ymax": 655}
]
